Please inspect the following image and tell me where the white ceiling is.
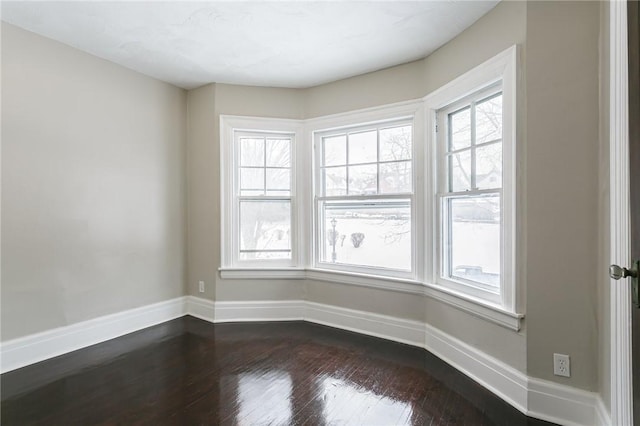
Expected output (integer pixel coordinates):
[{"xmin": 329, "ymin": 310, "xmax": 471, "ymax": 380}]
[{"xmin": 1, "ymin": 1, "xmax": 500, "ymax": 90}]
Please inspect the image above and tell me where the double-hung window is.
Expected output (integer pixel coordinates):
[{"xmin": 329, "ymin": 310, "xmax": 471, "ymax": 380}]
[
  {"xmin": 437, "ymin": 86, "xmax": 503, "ymax": 303},
  {"xmin": 237, "ymin": 132, "xmax": 293, "ymax": 261},
  {"xmin": 313, "ymin": 117, "xmax": 416, "ymax": 278},
  {"xmin": 220, "ymin": 117, "xmax": 303, "ymax": 270},
  {"xmin": 430, "ymin": 46, "xmax": 517, "ymax": 310}
]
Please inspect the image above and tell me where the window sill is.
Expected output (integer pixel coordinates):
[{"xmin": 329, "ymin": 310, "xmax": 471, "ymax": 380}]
[
  {"xmin": 421, "ymin": 282, "xmax": 523, "ymax": 331},
  {"xmin": 218, "ymin": 267, "xmax": 524, "ymax": 331},
  {"xmin": 219, "ymin": 268, "xmax": 306, "ymax": 280}
]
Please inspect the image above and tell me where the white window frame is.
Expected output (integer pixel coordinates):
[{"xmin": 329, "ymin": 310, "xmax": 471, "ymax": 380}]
[
  {"xmin": 220, "ymin": 116, "xmax": 305, "ymax": 271},
  {"xmin": 310, "ymin": 108, "xmax": 423, "ymax": 281},
  {"xmin": 424, "ymin": 45, "xmax": 518, "ymax": 313}
]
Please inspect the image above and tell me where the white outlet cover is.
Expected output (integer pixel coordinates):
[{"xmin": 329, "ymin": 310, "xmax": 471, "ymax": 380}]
[{"xmin": 553, "ymin": 353, "xmax": 570, "ymax": 377}]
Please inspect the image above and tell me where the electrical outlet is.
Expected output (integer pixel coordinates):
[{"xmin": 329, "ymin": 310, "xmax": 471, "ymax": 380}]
[
  {"xmin": 553, "ymin": 353, "xmax": 570, "ymax": 377},
  {"xmin": 198, "ymin": 281, "xmax": 205, "ymax": 293}
]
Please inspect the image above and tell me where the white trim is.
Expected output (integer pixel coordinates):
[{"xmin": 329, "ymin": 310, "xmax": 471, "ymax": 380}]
[
  {"xmin": 305, "ymin": 300, "xmax": 425, "ymax": 347},
  {"xmin": 0, "ymin": 296, "xmax": 602, "ymax": 425},
  {"xmin": 596, "ymin": 395, "xmax": 612, "ymax": 426},
  {"xmin": 422, "ymin": 282, "xmax": 523, "ymax": 331},
  {"xmin": 609, "ymin": 0, "xmax": 633, "ymax": 425},
  {"xmin": 306, "ymin": 268, "xmax": 426, "ymax": 295},
  {"xmin": 185, "ymin": 295, "xmax": 216, "ymax": 322},
  {"xmin": 0, "ymin": 297, "xmax": 187, "ymax": 373},
  {"xmin": 422, "ymin": 315, "xmax": 529, "ymax": 411},
  {"xmin": 213, "ymin": 299, "xmax": 305, "ymax": 322},
  {"xmin": 527, "ymin": 378, "xmax": 601, "ymax": 426},
  {"xmin": 426, "ymin": 44, "xmax": 518, "ymax": 312},
  {"xmin": 219, "ymin": 267, "xmax": 306, "ymax": 280}
]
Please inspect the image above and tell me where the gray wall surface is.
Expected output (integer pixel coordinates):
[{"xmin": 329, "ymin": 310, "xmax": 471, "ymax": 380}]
[
  {"xmin": 524, "ymin": 0, "xmax": 601, "ymax": 390},
  {"xmin": 1, "ymin": 23, "xmax": 187, "ymax": 340}
]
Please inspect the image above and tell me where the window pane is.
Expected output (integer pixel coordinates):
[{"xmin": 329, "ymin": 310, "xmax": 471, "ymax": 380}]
[
  {"xmin": 323, "ymin": 166, "xmax": 347, "ymax": 196},
  {"xmin": 348, "ymin": 130, "xmax": 377, "ymax": 164},
  {"xmin": 449, "ymin": 108, "xmax": 471, "ymax": 151},
  {"xmin": 449, "ymin": 150, "xmax": 471, "ymax": 191},
  {"xmin": 266, "ymin": 168, "xmax": 290, "ymax": 193},
  {"xmin": 348, "ymin": 164, "xmax": 377, "ymax": 195},
  {"xmin": 321, "ymin": 201, "xmax": 411, "ymax": 271},
  {"xmin": 240, "ymin": 168, "xmax": 264, "ymax": 195},
  {"xmin": 240, "ymin": 138, "xmax": 264, "ymax": 167},
  {"xmin": 476, "ymin": 94, "xmax": 503, "ymax": 144},
  {"xmin": 445, "ymin": 195, "xmax": 500, "ymax": 290},
  {"xmin": 266, "ymin": 139, "xmax": 290, "ymax": 167},
  {"xmin": 380, "ymin": 125, "xmax": 412, "ymax": 162},
  {"xmin": 379, "ymin": 161, "xmax": 412, "ymax": 194},
  {"xmin": 324, "ymin": 135, "xmax": 346, "ymax": 166},
  {"xmin": 239, "ymin": 200, "xmax": 291, "ymax": 260},
  {"xmin": 476, "ymin": 143, "xmax": 502, "ymax": 190}
]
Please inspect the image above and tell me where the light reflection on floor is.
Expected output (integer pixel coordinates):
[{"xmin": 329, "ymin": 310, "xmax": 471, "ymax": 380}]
[
  {"xmin": 320, "ymin": 376, "xmax": 412, "ymax": 425},
  {"xmin": 237, "ymin": 371, "xmax": 293, "ymax": 425}
]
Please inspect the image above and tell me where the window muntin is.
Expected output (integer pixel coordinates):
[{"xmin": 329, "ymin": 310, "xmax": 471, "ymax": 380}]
[
  {"xmin": 439, "ymin": 87, "xmax": 504, "ymax": 299},
  {"xmin": 235, "ymin": 132, "xmax": 294, "ymax": 263},
  {"xmin": 315, "ymin": 120, "xmax": 414, "ymax": 275}
]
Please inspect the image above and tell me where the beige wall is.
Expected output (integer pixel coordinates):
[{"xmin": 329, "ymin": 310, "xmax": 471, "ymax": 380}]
[
  {"xmin": 186, "ymin": 84, "xmax": 217, "ymax": 299},
  {"xmin": 598, "ymin": 0, "xmax": 611, "ymax": 411},
  {"xmin": 524, "ymin": 1, "xmax": 601, "ymax": 390},
  {"xmin": 1, "ymin": 23, "xmax": 187, "ymax": 340}
]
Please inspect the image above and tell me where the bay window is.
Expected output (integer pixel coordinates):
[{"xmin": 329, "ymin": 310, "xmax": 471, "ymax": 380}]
[{"xmin": 220, "ymin": 46, "xmax": 519, "ymax": 326}]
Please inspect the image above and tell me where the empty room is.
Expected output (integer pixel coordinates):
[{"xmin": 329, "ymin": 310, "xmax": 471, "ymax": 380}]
[{"xmin": 2, "ymin": 0, "xmax": 638, "ymax": 425}]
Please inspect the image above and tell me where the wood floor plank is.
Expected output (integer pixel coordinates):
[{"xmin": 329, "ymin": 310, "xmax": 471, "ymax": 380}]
[{"xmin": 1, "ymin": 317, "xmax": 555, "ymax": 426}]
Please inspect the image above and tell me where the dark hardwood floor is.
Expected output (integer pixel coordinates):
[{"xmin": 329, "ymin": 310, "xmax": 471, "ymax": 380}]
[{"xmin": 1, "ymin": 316, "xmax": 554, "ymax": 425}]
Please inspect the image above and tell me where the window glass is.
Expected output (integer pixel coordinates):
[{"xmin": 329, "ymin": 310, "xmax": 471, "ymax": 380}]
[
  {"xmin": 239, "ymin": 200, "xmax": 291, "ymax": 260},
  {"xmin": 320, "ymin": 201, "xmax": 411, "ymax": 271},
  {"xmin": 380, "ymin": 125, "xmax": 412, "ymax": 162},
  {"xmin": 445, "ymin": 195, "xmax": 500, "ymax": 291},
  {"xmin": 323, "ymin": 135, "xmax": 347, "ymax": 166},
  {"xmin": 317, "ymin": 120, "xmax": 413, "ymax": 274},
  {"xmin": 441, "ymin": 90, "xmax": 503, "ymax": 289},
  {"xmin": 449, "ymin": 107, "xmax": 471, "ymax": 151},
  {"xmin": 348, "ymin": 130, "xmax": 377, "ymax": 164}
]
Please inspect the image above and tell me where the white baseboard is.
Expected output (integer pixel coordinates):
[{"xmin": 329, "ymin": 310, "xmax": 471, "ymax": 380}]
[
  {"xmin": 527, "ymin": 377, "xmax": 601, "ymax": 426},
  {"xmin": 213, "ymin": 299, "xmax": 305, "ymax": 323},
  {"xmin": 595, "ymin": 396, "xmax": 611, "ymax": 426},
  {"xmin": 422, "ymin": 319, "xmax": 529, "ymax": 413},
  {"xmin": 305, "ymin": 301, "xmax": 425, "ymax": 348},
  {"xmin": 185, "ymin": 295, "xmax": 215, "ymax": 322},
  {"xmin": 0, "ymin": 295, "xmax": 605, "ymax": 426},
  {"xmin": 1, "ymin": 297, "xmax": 187, "ymax": 373}
]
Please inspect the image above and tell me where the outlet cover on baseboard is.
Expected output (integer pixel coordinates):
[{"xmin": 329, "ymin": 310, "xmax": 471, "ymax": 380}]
[
  {"xmin": 553, "ymin": 353, "xmax": 570, "ymax": 377},
  {"xmin": 198, "ymin": 281, "xmax": 205, "ymax": 293}
]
